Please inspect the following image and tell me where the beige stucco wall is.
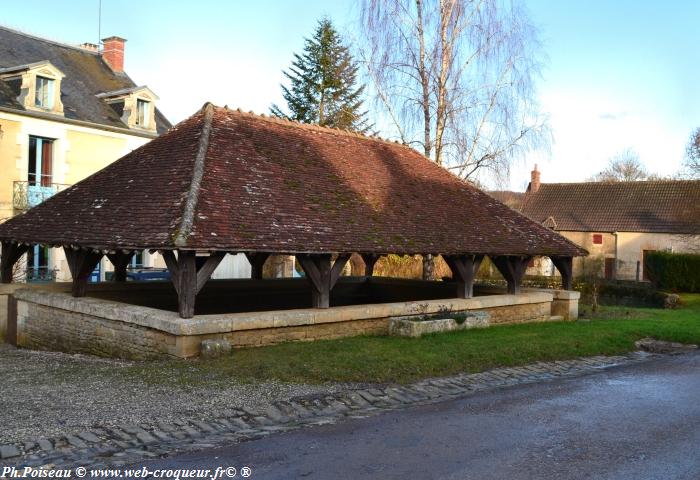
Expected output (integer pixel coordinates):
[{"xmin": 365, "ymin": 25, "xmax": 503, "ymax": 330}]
[
  {"xmin": 0, "ymin": 111, "xmax": 153, "ymax": 281},
  {"xmin": 553, "ymin": 230, "xmax": 698, "ymax": 281},
  {"xmin": 559, "ymin": 231, "xmax": 615, "ymax": 278},
  {"xmin": 0, "ymin": 117, "xmax": 23, "ymax": 221},
  {"xmin": 63, "ymin": 129, "xmax": 138, "ymax": 184},
  {"xmin": 615, "ymin": 232, "xmax": 698, "ymax": 280}
]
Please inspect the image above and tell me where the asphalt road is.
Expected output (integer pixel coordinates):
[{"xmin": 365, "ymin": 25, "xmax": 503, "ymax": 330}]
[{"xmin": 142, "ymin": 353, "xmax": 700, "ymax": 479}]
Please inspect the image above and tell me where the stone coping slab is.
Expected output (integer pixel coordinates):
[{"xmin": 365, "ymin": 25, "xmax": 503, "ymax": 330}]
[
  {"xmin": 13, "ymin": 288, "xmax": 554, "ymax": 336},
  {"xmin": 526, "ymin": 287, "xmax": 580, "ymax": 300},
  {"xmin": 477, "ymin": 284, "xmax": 580, "ymax": 300}
]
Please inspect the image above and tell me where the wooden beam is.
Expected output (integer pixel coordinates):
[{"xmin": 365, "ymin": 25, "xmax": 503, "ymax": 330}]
[
  {"xmin": 245, "ymin": 252, "xmax": 270, "ymax": 280},
  {"xmin": 361, "ymin": 254, "xmax": 380, "ymax": 276},
  {"xmin": 329, "ymin": 254, "xmax": 351, "ymax": 289},
  {"xmin": 64, "ymin": 247, "xmax": 103, "ymax": 297},
  {"xmin": 297, "ymin": 254, "xmax": 329, "ymax": 308},
  {"xmin": 550, "ymin": 255, "xmax": 574, "ymax": 290},
  {"xmin": 164, "ymin": 250, "xmax": 227, "ymax": 318},
  {"xmin": 176, "ymin": 250, "xmax": 197, "ymax": 318},
  {"xmin": 195, "ymin": 251, "xmax": 226, "ymax": 294},
  {"xmin": 6, "ymin": 294, "xmax": 18, "ymax": 346},
  {"xmin": 106, "ymin": 251, "xmax": 135, "ymax": 282},
  {"xmin": 162, "ymin": 250, "xmax": 180, "ymax": 295},
  {"xmin": 1, "ymin": 241, "xmax": 29, "ymax": 283},
  {"xmin": 443, "ymin": 254, "xmax": 483, "ymax": 298},
  {"xmin": 298, "ymin": 254, "xmax": 348, "ymax": 308},
  {"xmin": 491, "ymin": 255, "xmax": 531, "ymax": 294}
]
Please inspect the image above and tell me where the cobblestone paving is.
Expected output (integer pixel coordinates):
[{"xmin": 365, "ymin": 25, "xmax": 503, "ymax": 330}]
[{"xmin": 0, "ymin": 350, "xmax": 659, "ymax": 469}]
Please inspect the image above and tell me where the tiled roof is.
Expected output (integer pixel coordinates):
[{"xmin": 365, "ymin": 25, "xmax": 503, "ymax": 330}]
[
  {"xmin": 521, "ymin": 181, "xmax": 700, "ymax": 234},
  {"xmin": 0, "ymin": 25, "xmax": 170, "ymax": 134},
  {"xmin": 0, "ymin": 104, "xmax": 586, "ymax": 257}
]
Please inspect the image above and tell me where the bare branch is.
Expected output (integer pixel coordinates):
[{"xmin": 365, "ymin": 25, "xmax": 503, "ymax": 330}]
[{"xmin": 360, "ymin": 0, "xmax": 548, "ymax": 182}]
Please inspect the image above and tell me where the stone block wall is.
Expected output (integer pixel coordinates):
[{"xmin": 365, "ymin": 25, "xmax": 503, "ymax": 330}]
[
  {"xmin": 487, "ymin": 302, "xmax": 551, "ymax": 324},
  {"xmin": 17, "ymin": 301, "xmax": 177, "ymax": 360},
  {"xmin": 10, "ymin": 286, "xmax": 566, "ymax": 359}
]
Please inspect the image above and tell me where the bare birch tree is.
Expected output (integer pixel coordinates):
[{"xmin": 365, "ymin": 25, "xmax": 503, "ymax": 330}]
[
  {"xmin": 684, "ymin": 127, "xmax": 700, "ymax": 179},
  {"xmin": 361, "ymin": 0, "xmax": 548, "ymax": 279}
]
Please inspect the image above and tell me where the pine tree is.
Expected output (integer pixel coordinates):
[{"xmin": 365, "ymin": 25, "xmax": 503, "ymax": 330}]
[{"xmin": 271, "ymin": 18, "xmax": 370, "ymax": 132}]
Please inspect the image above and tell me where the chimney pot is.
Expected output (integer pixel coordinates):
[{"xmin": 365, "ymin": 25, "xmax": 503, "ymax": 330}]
[
  {"xmin": 101, "ymin": 36, "xmax": 127, "ymax": 73},
  {"xmin": 79, "ymin": 42, "xmax": 99, "ymax": 52},
  {"xmin": 529, "ymin": 164, "xmax": 541, "ymax": 193}
]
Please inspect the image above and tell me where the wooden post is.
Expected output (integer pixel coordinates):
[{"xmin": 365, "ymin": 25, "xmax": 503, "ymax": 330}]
[
  {"xmin": 1, "ymin": 241, "xmax": 29, "ymax": 283},
  {"xmin": 177, "ymin": 251, "xmax": 197, "ymax": 318},
  {"xmin": 550, "ymin": 256, "xmax": 573, "ymax": 290},
  {"xmin": 361, "ymin": 254, "xmax": 380, "ymax": 277},
  {"xmin": 7, "ymin": 294, "xmax": 18, "ymax": 346},
  {"xmin": 64, "ymin": 247, "xmax": 103, "ymax": 297},
  {"xmin": 297, "ymin": 254, "xmax": 350, "ymax": 308},
  {"xmin": 163, "ymin": 250, "xmax": 225, "ymax": 318},
  {"xmin": 491, "ymin": 255, "xmax": 531, "ymax": 294},
  {"xmin": 245, "ymin": 252, "xmax": 270, "ymax": 280},
  {"xmin": 106, "ymin": 251, "xmax": 135, "ymax": 282},
  {"xmin": 443, "ymin": 254, "xmax": 484, "ymax": 298}
]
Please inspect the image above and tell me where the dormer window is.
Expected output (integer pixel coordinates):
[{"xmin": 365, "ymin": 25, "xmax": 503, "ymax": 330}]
[
  {"xmin": 96, "ymin": 86, "xmax": 158, "ymax": 132},
  {"xmin": 136, "ymin": 99, "xmax": 149, "ymax": 127},
  {"xmin": 0, "ymin": 61, "xmax": 65, "ymax": 115},
  {"xmin": 35, "ymin": 76, "xmax": 54, "ymax": 109}
]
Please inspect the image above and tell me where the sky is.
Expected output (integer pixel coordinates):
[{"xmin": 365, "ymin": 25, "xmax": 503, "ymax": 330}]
[{"xmin": 2, "ymin": 0, "xmax": 699, "ymax": 190}]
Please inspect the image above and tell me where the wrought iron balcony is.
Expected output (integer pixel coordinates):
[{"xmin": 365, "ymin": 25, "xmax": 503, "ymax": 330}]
[
  {"xmin": 13, "ymin": 181, "xmax": 70, "ymax": 211},
  {"xmin": 26, "ymin": 267, "xmax": 58, "ymax": 283}
]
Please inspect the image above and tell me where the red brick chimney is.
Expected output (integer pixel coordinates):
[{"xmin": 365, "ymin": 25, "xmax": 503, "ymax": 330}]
[
  {"xmin": 529, "ymin": 164, "xmax": 541, "ymax": 193},
  {"xmin": 101, "ymin": 36, "xmax": 127, "ymax": 72}
]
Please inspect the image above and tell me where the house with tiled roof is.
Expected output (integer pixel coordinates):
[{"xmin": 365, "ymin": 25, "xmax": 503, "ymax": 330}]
[
  {"xmin": 0, "ymin": 25, "xmax": 170, "ymax": 282},
  {"xmin": 521, "ymin": 166, "xmax": 700, "ymax": 281}
]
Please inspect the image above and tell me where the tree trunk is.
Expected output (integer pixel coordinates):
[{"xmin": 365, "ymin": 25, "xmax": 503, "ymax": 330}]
[
  {"xmin": 416, "ymin": 0, "xmax": 432, "ymax": 159},
  {"xmin": 434, "ymin": 0, "xmax": 454, "ymax": 166},
  {"xmin": 422, "ymin": 254, "xmax": 435, "ymax": 281}
]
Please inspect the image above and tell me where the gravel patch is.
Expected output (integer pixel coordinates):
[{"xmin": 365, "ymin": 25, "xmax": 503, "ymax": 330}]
[{"xmin": 0, "ymin": 344, "xmax": 353, "ymax": 444}]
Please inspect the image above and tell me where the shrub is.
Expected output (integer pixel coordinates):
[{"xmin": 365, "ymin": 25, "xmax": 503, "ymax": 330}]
[
  {"xmin": 577, "ymin": 281, "xmax": 668, "ymax": 308},
  {"xmin": 645, "ymin": 251, "xmax": 700, "ymax": 293},
  {"xmin": 374, "ymin": 254, "xmax": 451, "ymax": 279}
]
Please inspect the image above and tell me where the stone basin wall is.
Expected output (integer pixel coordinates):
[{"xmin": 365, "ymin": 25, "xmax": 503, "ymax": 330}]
[{"xmin": 4, "ymin": 278, "xmax": 580, "ymax": 359}]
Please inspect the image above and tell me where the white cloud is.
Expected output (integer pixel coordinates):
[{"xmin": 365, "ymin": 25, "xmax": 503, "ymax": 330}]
[{"xmin": 510, "ymin": 89, "xmax": 687, "ymax": 189}]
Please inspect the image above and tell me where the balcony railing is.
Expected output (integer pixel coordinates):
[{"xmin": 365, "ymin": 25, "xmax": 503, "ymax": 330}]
[
  {"xmin": 26, "ymin": 267, "xmax": 58, "ymax": 283},
  {"xmin": 13, "ymin": 181, "xmax": 70, "ymax": 211}
]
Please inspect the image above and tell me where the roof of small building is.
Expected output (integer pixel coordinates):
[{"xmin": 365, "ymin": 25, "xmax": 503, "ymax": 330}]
[
  {"xmin": 0, "ymin": 104, "xmax": 586, "ymax": 257},
  {"xmin": 0, "ymin": 25, "xmax": 170, "ymax": 134},
  {"xmin": 521, "ymin": 180, "xmax": 700, "ymax": 234}
]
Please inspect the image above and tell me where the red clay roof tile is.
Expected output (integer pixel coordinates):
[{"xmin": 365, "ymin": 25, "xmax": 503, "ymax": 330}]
[
  {"xmin": 0, "ymin": 104, "xmax": 586, "ymax": 257},
  {"xmin": 522, "ymin": 181, "xmax": 700, "ymax": 234}
]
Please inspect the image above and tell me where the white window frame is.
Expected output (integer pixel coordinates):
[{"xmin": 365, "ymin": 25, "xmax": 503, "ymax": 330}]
[
  {"xmin": 35, "ymin": 76, "xmax": 54, "ymax": 109},
  {"xmin": 136, "ymin": 99, "xmax": 150, "ymax": 127}
]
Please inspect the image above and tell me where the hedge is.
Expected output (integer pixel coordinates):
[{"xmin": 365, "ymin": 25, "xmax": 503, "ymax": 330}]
[
  {"xmin": 577, "ymin": 280, "xmax": 668, "ymax": 308},
  {"xmin": 645, "ymin": 251, "xmax": 700, "ymax": 293}
]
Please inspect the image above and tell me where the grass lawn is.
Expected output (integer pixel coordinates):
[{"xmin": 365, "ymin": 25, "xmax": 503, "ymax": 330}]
[{"xmin": 128, "ymin": 294, "xmax": 700, "ymax": 386}]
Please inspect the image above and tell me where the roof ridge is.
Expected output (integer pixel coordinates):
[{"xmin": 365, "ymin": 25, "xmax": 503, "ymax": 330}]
[
  {"xmin": 217, "ymin": 105, "xmax": 411, "ymax": 150},
  {"xmin": 539, "ymin": 179, "xmax": 700, "ymax": 187},
  {"xmin": 173, "ymin": 103, "xmax": 215, "ymax": 247},
  {"xmin": 0, "ymin": 23, "xmax": 99, "ymax": 55}
]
